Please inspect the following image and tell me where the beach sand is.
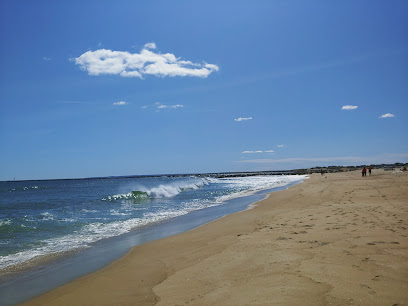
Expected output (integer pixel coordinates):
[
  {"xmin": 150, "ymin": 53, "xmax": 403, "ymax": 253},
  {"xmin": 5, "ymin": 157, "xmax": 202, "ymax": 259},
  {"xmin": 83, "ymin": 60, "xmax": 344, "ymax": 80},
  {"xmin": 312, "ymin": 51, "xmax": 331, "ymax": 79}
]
[{"xmin": 25, "ymin": 170, "xmax": 408, "ymax": 305}]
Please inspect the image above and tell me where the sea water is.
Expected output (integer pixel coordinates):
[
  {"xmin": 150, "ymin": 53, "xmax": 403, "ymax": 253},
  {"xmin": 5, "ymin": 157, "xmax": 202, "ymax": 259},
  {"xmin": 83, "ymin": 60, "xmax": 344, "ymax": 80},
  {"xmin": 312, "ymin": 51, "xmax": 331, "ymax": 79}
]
[{"xmin": 0, "ymin": 174, "xmax": 306, "ymax": 304}]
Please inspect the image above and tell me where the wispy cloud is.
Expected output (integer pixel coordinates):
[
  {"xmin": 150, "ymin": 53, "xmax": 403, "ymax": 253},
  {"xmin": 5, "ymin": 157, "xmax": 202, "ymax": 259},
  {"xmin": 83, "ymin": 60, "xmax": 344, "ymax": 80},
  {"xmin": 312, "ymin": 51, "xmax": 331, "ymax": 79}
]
[
  {"xmin": 277, "ymin": 144, "xmax": 285, "ymax": 148},
  {"xmin": 234, "ymin": 117, "xmax": 252, "ymax": 122},
  {"xmin": 237, "ymin": 153, "xmax": 408, "ymax": 165},
  {"xmin": 144, "ymin": 42, "xmax": 156, "ymax": 49},
  {"xmin": 155, "ymin": 102, "xmax": 183, "ymax": 110},
  {"xmin": 141, "ymin": 102, "xmax": 183, "ymax": 111},
  {"xmin": 43, "ymin": 56, "xmax": 52, "ymax": 61},
  {"xmin": 242, "ymin": 150, "xmax": 274, "ymax": 154},
  {"xmin": 74, "ymin": 43, "xmax": 219, "ymax": 79},
  {"xmin": 113, "ymin": 101, "xmax": 128, "ymax": 106},
  {"xmin": 379, "ymin": 113, "xmax": 395, "ymax": 118},
  {"xmin": 342, "ymin": 105, "xmax": 358, "ymax": 110}
]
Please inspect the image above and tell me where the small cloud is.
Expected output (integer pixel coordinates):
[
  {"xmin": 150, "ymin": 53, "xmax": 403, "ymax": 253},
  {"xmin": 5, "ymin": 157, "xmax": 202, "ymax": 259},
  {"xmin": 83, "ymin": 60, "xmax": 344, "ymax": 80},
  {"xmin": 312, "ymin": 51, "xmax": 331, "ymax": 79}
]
[
  {"xmin": 341, "ymin": 105, "xmax": 358, "ymax": 110},
  {"xmin": 277, "ymin": 144, "xmax": 285, "ymax": 148},
  {"xmin": 242, "ymin": 150, "xmax": 274, "ymax": 154},
  {"xmin": 379, "ymin": 113, "xmax": 395, "ymax": 118},
  {"xmin": 242, "ymin": 150, "xmax": 263, "ymax": 154},
  {"xmin": 144, "ymin": 42, "xmax": 156, "ymax": 49},
  {"xmin": 234, "ymin": 117, "xmax": 253, "ymax": 122},
  {"xmin": 113, "ymin": 101, "xmax": 128, "ymax": 106},
  {"xmin": 43, "ymin": 56, "xmax": 52, "ymax": 61},
  {"xmin": 155, "ymin": 102, "xmax": 184, "ymax": 111}
]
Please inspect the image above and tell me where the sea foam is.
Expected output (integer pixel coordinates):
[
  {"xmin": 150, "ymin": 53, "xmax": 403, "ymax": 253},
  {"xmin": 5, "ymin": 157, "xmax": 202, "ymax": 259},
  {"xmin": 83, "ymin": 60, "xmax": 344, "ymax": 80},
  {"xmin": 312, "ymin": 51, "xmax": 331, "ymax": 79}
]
[{"xmin": 0, "ymin": 175, "xmax": 307, "ymax": 270}]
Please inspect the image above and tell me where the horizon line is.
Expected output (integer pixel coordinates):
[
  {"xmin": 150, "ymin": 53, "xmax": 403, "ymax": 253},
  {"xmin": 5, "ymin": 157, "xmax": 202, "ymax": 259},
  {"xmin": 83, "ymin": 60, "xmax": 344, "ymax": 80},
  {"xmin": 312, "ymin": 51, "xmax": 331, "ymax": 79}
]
[{"xmin": 2, "ymin": 162, "xmax": 406, "ymax": 183}]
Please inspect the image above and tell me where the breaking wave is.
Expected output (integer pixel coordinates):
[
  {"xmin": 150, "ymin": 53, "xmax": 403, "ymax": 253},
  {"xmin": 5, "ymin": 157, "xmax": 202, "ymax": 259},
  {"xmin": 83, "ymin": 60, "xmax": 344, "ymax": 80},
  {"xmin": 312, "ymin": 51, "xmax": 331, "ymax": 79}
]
[{"xmin": 103, "ymin": 177, "xmax": 210, "ymax": 201}]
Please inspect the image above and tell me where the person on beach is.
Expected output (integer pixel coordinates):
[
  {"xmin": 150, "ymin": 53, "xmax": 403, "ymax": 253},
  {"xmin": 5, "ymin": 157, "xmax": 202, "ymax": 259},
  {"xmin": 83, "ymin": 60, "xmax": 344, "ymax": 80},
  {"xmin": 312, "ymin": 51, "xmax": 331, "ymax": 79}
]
[
  {"xmin": 362, "ymin": 167, "xmax": 367, "ymax": 177},
  {"xmin": 368, "ymin": 166, "xmax": 372, "ymax": 176}
]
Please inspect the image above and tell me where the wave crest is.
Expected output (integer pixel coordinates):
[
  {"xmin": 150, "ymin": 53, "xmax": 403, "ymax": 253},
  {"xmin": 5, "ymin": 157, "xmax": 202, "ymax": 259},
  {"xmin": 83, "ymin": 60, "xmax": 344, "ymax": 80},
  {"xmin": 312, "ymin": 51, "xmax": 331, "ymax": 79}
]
[
  {"xmin": 103, "ymin": 178, "xmax": 210, "ymax": 201},
  {"xmin": 147, "ymin": 179, "xmax": 208, "ymax": 198}
]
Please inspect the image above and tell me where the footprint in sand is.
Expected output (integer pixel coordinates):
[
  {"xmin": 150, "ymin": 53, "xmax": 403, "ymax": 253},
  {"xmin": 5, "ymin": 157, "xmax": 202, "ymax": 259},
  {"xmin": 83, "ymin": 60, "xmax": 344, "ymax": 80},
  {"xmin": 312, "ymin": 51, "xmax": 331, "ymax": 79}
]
[
  {"xmin": 368, "ymin": 241, "xmax": 400, "ymax": 245},
  {"xmin": 277, "ymin": 237, "xmax": 292, "ymax": 240},
  {"xmin": 360, "ymin": 284, "xmax": 376, "ymax": 296}
]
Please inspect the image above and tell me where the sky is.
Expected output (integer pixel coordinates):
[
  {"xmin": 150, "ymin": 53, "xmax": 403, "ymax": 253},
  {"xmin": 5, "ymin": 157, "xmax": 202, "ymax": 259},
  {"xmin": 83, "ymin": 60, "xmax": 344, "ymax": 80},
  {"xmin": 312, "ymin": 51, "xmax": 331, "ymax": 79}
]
[{"xmin": 0, "ymin": 0, "xmax": 407, "ymax": 180}]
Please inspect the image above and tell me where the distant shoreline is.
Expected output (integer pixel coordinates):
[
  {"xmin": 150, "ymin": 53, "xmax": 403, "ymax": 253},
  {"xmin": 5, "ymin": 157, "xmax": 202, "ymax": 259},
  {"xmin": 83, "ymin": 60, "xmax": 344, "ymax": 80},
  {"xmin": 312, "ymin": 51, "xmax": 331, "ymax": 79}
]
[{"xmin": 3, "ymin": 162, "xmax": 406, "ymax": 182}]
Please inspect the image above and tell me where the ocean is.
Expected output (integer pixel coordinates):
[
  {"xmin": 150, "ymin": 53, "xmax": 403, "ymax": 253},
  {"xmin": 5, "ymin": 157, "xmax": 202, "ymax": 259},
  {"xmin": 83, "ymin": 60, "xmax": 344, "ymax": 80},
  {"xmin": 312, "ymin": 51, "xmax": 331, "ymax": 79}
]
[{"xmin": 0, "ymin": 174, "xmax": 306, "ymax": 304}]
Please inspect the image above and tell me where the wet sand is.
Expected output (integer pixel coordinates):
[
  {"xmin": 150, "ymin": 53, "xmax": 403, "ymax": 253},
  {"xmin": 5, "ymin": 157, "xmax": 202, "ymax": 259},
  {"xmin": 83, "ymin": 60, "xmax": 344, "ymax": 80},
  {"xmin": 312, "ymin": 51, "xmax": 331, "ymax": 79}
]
[{"xmin": 25, "ymin": 170, "xmax": 408, "ymax": 305}]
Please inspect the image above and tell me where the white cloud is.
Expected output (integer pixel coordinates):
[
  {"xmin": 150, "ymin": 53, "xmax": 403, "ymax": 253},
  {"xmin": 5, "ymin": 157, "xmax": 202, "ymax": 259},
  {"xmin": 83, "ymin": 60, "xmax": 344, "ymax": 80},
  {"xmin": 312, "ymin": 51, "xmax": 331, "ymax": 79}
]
[
  {"xmin": 277, "ymin": 144, "xmax": 285, "ymax": 148},
  {"xmin": 74, "ymin": 44, "xmax": 219, "ymax": 79},
  {"xmin": 341, "ymin": 105, "xmax": 358, "ymax": 110},
  {"xmin": 379, "ymin": 113, "xmax": 395, "ymax": 118},
  {"xmin": 234, "ymin": 117, "xmax": 253, "ymax": 122},
  {"xmin": 144, "ymin": 42, "xmax": 156, "ymax": 49},
  {"xmin": 43, "ymin": 56, "xmax": 52, "ymax": 61},
  {"xmin": 154, "ymin": 102, "xmax": 184, "ymax": 110},
  {"xmin": 242, "ymin": 151, "xmax": 263, "ymax": 154},
  {"xmin": 113, "ymin": 101, "xmax": 128, "ymax": 106},
  {"xmin": 242, "ymin": 150, "xmax": 274, "ymax": 154}
]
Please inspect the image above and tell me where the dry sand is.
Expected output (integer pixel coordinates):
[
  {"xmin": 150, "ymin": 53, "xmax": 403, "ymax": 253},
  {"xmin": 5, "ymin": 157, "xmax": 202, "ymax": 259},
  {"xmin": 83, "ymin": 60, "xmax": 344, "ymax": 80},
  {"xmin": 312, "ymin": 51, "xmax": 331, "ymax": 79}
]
[{"xmin": 25, "ymin": 170, "xmax": 408, "ymax": 305}]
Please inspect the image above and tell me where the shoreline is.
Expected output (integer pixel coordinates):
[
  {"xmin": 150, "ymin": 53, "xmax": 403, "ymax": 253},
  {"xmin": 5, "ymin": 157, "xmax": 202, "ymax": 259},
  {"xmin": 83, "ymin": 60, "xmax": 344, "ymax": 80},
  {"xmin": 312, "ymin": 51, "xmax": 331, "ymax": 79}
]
[
  {"xmin": 1, "ymin": 178, "xmax": 303, "ymax": 305},
  {"xmin": 1, "ymin": 176, "xmax": 304, "ymax": 277},
  {"xmin": 26, "ymin": 170, "xmax": 408, "ymax": 305}
]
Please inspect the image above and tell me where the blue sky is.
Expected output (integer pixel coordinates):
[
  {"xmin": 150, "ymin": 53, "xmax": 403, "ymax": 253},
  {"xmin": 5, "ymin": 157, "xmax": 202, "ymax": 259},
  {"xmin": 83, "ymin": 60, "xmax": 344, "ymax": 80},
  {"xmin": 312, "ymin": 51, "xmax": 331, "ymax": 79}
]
[{"xmin": 1, "ymin": 0, "xmax": 407, "ymax": 180}]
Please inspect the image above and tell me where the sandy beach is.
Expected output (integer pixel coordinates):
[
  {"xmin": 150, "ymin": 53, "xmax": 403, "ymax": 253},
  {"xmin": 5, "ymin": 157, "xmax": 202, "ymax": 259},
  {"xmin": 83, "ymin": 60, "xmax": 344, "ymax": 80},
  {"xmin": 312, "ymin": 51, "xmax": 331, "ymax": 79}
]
[{"xmin": 25, "ymin": 170, "xmax": 408, "ymax": 305}]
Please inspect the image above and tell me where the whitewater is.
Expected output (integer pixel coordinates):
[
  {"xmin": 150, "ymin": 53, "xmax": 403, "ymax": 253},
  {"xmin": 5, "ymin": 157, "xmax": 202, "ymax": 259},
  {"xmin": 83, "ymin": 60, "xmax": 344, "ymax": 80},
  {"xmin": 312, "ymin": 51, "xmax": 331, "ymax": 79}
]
[{"xmin": 0, "ymin": 174, "xmax": 307, "ymax": 271}]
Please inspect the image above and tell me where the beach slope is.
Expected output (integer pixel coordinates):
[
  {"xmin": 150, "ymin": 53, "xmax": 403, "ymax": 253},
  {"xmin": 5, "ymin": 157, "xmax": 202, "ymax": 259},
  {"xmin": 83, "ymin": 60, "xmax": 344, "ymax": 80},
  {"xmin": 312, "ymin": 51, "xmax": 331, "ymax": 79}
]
[{"xmin": 25, "ymin": 170, "xmax": 408, "ymax": 305}]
